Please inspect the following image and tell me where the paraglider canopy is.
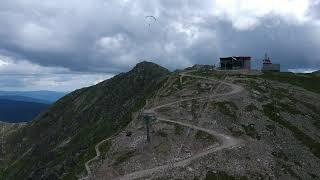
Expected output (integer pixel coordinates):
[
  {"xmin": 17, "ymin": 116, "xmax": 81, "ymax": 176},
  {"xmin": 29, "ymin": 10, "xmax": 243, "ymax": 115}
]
[{"xmin": 145, "ymin": 16, "xmax": 157, "ymax": 27}]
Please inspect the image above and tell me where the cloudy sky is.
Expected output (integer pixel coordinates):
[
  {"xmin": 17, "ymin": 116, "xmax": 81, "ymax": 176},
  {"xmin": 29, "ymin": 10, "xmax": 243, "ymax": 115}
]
[{"xmin": 0, "ymin": 0, "xmax": 319, "ymax": 91}]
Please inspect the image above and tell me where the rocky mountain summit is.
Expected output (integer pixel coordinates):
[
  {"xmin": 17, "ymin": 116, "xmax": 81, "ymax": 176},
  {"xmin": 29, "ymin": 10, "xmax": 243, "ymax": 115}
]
[{"xmin": 1, "ymin": 62, "xmax": 320, "ymax": 180}]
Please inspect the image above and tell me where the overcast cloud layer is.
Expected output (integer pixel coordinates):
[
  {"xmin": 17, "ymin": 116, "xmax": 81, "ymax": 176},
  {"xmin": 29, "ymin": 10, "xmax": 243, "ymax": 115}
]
[{"xmin": 0, "ymin": 0, "xmax": 320, "ymax": 91}]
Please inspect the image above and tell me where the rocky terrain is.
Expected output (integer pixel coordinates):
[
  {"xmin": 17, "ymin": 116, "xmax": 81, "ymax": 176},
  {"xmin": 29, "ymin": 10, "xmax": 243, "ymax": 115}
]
[
  {"xmin": 1, "ymin": 63, "xmax": 320, "ymax": 180},
  {"xmin": 0, "ymin": 122, "xmax": 26, "ymax": 167},
  {"xmin": 90, "ymin": 67, "xmax": 320, "ymax": 180}
]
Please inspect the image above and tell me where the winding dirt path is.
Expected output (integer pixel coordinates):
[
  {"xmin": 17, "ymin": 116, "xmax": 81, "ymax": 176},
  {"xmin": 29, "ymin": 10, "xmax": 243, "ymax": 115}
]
[
  {"xmin": 81, "ymin": 71, "xmax": 244, "ymax": 180},
  {"xmin": 116, "ymin": 72, "xmax": 243, "ymax": 180},
  {"xmin": 116, "ymin": 117, "xmax": 243, "ymax": 180},
  {"xmin": 147, "ymin": 73, "xmax": 243, "ymax": 112},
  {"xmin": 79, "ymin": 138, "xmax": 112, "ymax": 180}
]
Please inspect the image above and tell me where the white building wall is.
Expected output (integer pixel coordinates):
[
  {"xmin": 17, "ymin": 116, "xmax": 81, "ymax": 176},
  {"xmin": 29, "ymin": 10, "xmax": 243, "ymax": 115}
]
[{"xmin": 262, "ymin": 64, "xmax": 280, "ymax": 72}]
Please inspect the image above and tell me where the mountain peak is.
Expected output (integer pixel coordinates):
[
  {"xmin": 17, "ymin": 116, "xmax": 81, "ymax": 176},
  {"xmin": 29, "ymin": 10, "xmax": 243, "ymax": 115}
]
[
  {"xmin": 132, "ymin": 61, "xmax": 168, "ymax": 71},
  {"xmin": 2, "ymin": 61, "xmax": 170, "ymax": 179},
  {"xmin": 128, "ymin": 61, "xmax": 170, "ymax": 79}
]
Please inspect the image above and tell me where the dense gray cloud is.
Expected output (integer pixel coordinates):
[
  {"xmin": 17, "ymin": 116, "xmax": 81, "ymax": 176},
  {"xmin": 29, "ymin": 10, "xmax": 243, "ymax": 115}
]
[
  {"xmin": 0, "ymin": 55, "xmax": 112, "ymax": 91},
  {"xmin": 0, "ymin": 0, "xmax": 319, "ymax": 90}
]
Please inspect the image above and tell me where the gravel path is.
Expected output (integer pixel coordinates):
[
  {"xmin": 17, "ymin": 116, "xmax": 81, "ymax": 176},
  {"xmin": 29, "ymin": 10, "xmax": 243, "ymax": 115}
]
[
  {"xmin": 79, "ymin": 138, "xmax": 112, "ymax": 180},
  {"xmin": 116, "ymin": 72, "xmax": 244, "ymax": 180},
  {"xmin": 81, "ymin": 71, "xmax": 244, "ymax": 180}
]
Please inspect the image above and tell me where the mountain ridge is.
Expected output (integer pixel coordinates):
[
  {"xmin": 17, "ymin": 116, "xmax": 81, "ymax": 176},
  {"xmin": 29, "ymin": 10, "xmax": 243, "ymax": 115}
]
[
  {"xmin": 1, "ymin": 62, "xmax": 320, "ymax": 180},
  {"xmin": 1, "ymin": 61, "xmax": 170, "ymax": 179},
  {"xmin": 0, "ymin": 95, "xmax": 50, "ymax": 104},
  {"xmin": 0, "ymin": 91, "xmax": 65, "ymax": 103}
]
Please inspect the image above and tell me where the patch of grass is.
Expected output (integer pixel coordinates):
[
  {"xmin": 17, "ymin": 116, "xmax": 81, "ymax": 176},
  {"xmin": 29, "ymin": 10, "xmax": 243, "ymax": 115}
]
[
  {"xmin": 308, "ymin": 173, "xmax": 319, "ymax": 179},
  {"xmin": 265, "ymin": 124, "xmax": 277, "ymax": 136},
  {"xmin": 195, "ymin": 131, "xmax": 216, "ymax": 142},
  {"xmin": 245, "ymin": 103, "xmax": 258, "ymax": 112},
  {"xmin": 267, "ymin": 87, "xmax": 302, "ymax": 115},
  {"xmin": 163, "ymin": 121, "xmax": 184, "ymax": 136},
  {"xmin": 260, "ymin": 72, "xmax": 320, "ymax": 94},
  {"xmin": 0, "ymin": 170, "xmax": 5, "ymax": 178},
  {"xmin": 262, "ymin": 102, "xmax": 320, "ymax": 159},
  {"xmin": 242, "ymin": 124, "xmax": 260, "ymax": 140},
  {"xmin": 288, "ymin": 97, "xmax": 320, "ymax": 129},
  {"xmin": 154, "ymin": 142, "xmax": 170, "ymax": 154},
  {"xmin": 281, "ymin": 164, "xmax": 301, "ymax": 180},
  {"xmin": 266, "ymin": 124, "xmax": 276, "ymax": 130},
  {"xmin": 213, "ymin": 101, "xmax": 238, "ymax": 120},
  {"xmin": 247, "ymin": 80, "xmax": 268, "ymax": 94},
  {"xmin": 272, "ymin": 150, "xmax": 289, "ymax": 161},
  {"xmin": 157, "ymin": 106, "xmax": 172, "ymax": 113},
  {"xmin": 100, "ymin": 140, "xmax": 111, "ymax": 160},
  {"xmin": 228, "ymin": 126, "xmax": 244, "ymax": 137},
  {"xmin": 297, "ymin": 100, "xmax": 320, "ymax": 116},
  {"xmin": 113, "ymin": 150, "xmax": 135, "ymax": 166},
  {"xmin": 270, "ymin": 88, "xmax": 288, "ymax": 100},
  {"xmin": 268, "ymin": 86, "xmax": 320, "ymax": 123},
  {"xmin": 179, "ymin": 101, "xmax": 188, "ymax": 109},
  {"xmin": 1, "ymin": 151, "xmax": 38, "ymax": 180},
  {"xmin": 156, "ymin": 130, "xmax": 168, "ymax": 137},
  {"xmin": 313, "ymin": 121, "xmax": 320, "ymax": 130},
  {"xmin": 62, "ymin": 146, "xmax": 97, "ymax": 179},
  {"xmin": 181, "ymin": 76, "xmax": 196, "ymax": 83},
  {"xmin": 278, "ymin": 102, "xmax": 301, "ymax": 115},
  {"xmin": 191, "ymin": 99, "xmax": 200, "ymax": 119},
  {"xmin": 174, "ymin": 124, "xmax": 184, "ymax": 135},
  {"xmin": 205, "ymin": 171, "xmax": 248, "ymax": 180},
  {"xmin": 190, "ymin": 70, "xmax": 227, "ymax": 80},
  {"xmin": 173, "ymin": 77, "xmax": 183, "ymax": 90}
]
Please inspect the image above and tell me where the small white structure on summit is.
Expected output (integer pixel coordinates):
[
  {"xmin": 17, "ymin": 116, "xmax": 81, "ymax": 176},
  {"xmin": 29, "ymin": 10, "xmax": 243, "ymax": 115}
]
[{"xmin": 261, "ymin": 53, "xmax": 280, "ymax": 72}]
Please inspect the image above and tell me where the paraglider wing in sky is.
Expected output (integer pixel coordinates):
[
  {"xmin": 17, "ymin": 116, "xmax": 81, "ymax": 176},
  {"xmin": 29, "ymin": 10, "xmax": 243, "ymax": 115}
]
[{"xmin": 145, "ymin": 16, "xmax": 157, "ymax": 27}]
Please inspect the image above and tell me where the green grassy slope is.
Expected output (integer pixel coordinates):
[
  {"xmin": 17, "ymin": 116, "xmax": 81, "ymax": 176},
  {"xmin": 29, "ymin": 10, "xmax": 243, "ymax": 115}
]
[
  {"xmin": 1, "ymin": 62, "xmax": 169, "ymax": 180},
  {"xmin": 260, "ymin": 72, "xmax": 320, "ymax": 94}
]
